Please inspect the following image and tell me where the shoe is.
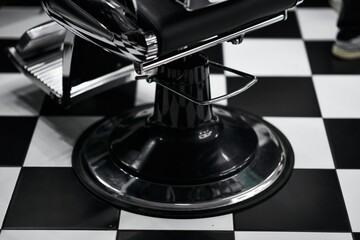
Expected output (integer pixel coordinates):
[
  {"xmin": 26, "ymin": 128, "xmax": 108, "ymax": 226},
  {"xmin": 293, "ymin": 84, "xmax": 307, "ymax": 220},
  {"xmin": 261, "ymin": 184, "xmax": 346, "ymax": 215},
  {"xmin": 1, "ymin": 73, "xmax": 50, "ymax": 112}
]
[
  {"xmin": 332, "ymin": 35, "xmax": 360, "ymax": 60},
  {"xmin": 329, "ymin": 0, "xmax": 342, "ymax": 13}
]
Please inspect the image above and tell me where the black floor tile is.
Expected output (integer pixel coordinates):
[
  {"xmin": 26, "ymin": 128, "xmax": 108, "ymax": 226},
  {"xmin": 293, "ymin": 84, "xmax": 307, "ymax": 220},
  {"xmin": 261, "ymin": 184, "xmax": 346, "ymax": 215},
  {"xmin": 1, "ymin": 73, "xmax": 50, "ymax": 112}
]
[
  {"xmin": 324, "ymin": 119, "xmax": 360, "ymax": 169},
  {"xmin": 1, "ymin": 0, "xmax": 41, "ymax": 6},
  {"xmin": 353, "ymin": 233, "xmax": 360, "ymax": 240},
  {"xmin": 0, "ymin": 117, "xmax": 37, "ymax": 166},
  {"xmin": 233, "ymin": 169, "xmax": 351, "ymax": 232},
  {"xmin": 0, "ymin": 40, "xmax": 19, "ymax": 73},
  {"xmin": 248, "ymin": 12, "xmax": 302, "ymax": 38},
  {"xmin": 227, "ymin": 77, "xmax": 321, "ymax": 117},
  {"xmin": 306, "ymin": 41, "xmax": 360, "ymax": 75},
  {"xmin": 117, "ymin": 231, "xmax": 234, "ymax": 240},
  {"xmin": 40, "ymin": 82, "xmax": 137, "ymax": 116},
  {"xmin": 3, "ymin": 167, "xmax": 120, "ymax": 230}
]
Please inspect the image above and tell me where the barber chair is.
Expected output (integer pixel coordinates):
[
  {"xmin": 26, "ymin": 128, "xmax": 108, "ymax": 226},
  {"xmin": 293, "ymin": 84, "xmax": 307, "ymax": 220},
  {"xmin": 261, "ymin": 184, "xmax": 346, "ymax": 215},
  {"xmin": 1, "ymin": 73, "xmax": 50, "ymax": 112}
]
[{"xmin": 8, "ymin": 0, "xmax": 303, "ymax": 218}]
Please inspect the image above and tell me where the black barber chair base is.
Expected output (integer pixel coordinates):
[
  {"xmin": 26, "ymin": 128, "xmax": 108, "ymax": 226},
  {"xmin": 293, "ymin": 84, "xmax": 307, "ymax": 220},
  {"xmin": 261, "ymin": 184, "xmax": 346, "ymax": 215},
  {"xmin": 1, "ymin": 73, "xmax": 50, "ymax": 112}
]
[
  {"xmin": 73, "ymin": 105, "xmax": 293, "ymax": 218},
  {"xmin": 72, "ymin": 55, "xmax": 294, "ymax": 218}
]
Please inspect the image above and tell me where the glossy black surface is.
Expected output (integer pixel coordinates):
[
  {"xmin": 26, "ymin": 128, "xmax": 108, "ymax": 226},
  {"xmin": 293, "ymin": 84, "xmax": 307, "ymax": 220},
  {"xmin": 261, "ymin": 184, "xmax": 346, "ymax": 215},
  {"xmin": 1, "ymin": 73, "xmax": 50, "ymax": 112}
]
[
  {"xmin": 137, "ymin": 0, "xmax": 297, "ymax": 55},
  {"xmin": 151, "ymin": 55, "xmax": 215, "ymax": 128},
  {"xmin": 110, "ymin": 109, "xmax": 257, "ymax": 185},
  {"xmin": 228, "ymin": 77, "xmax": 321, "ymax": 117},
  {"xmin": 42, "ymin": 0, "xmax": 157, "ymax": 63},
  {"xmin": 3, "ymin": 168, "xmax": 120, "ymax": 229},
  {"xmin": 72, "ymin": 54, "xmax": 293, "ymax": 218},
  {"xmin": 233, "ymin": 169, "xmax": 351, "ymax": 232},
  {"xmin": 73, "ymin": 104, "xmax": 293, "ymax": 218},
  {"xmin": 112, "ymin": 55, "xmax": 257, "ymax": 184},
  {"xmin": 354, "ymin": 233, "xmax": 360, "ymax": 240},
  {"xmin": 40, "ymin": 82, "xmax": 136, "ymax": 116},
  {"xmin": 325, "ymin": 119, "xmax": 360, "ymax": 169},
  {"xmin": 0, "ymin": 40, "xmax": 18, "ymax": 72},
  {"xmin": 306, "ymin": 41, "xmax": 360, "ymax": 74},
  {"xmin": 0, "ymin": 117, "xmax": 37, "ymax": 166},
  {"xmin": 43, "ymin": 0, "xmax": 114, "ymax": 47},
  {"xmin": 69, "ymin": 36, "xmax": 131, "ymax": 87}
]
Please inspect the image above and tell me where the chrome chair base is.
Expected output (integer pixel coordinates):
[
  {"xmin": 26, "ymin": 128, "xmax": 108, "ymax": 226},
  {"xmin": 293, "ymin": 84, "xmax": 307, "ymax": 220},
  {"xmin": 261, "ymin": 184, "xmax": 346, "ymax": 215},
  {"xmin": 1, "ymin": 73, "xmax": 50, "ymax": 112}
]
[{"xmin": 72, "ymin": 104, "xmax": 294, "ymax": 218}]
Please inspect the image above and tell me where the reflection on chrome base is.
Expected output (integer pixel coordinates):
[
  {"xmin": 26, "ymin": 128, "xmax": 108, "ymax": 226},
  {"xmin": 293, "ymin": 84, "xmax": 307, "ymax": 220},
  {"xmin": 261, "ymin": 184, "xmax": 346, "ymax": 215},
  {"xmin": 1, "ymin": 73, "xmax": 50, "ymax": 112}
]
[{"xmin": 72, "ymin": 105, "xmax": 294, "ymax": 218}]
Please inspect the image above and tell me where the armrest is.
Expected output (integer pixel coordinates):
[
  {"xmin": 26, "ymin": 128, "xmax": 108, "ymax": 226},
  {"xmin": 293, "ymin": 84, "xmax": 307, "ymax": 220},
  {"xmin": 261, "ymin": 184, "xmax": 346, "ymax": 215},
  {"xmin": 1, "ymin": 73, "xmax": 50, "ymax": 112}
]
[
  {"xmin": 42, "ymin": 0, "xmax": 158, "ymax": 62},
  {"xmin": 42, "ymin": 0, "xmax": 300, "ymax": 73}
]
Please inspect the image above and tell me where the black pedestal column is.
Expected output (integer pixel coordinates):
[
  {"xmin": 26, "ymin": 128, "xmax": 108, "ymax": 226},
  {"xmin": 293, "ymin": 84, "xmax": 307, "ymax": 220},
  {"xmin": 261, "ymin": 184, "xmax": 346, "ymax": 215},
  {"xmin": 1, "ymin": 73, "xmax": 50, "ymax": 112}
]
[{"xmin": 72, "ymin": 54, "xmax": 294, "ymax": 218}]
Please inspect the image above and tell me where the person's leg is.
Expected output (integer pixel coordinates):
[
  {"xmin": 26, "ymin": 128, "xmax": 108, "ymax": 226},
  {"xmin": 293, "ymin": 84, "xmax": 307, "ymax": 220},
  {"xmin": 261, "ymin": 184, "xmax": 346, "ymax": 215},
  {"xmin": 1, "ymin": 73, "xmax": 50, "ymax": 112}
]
[
  {"xmin": 337, "ymin": 0, "xmax": 360, "ymax": 40},
  {"xmin": 332, "ymin": 0, "xmax": 360, "ymax": 59}
]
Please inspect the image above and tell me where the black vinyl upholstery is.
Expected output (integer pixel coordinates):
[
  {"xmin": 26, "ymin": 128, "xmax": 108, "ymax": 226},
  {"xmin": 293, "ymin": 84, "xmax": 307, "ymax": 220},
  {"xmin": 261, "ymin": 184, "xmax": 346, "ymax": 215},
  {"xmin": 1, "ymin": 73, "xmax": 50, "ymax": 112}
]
[
  {"xmin": 138, "ymin": 0, "xmax": 298, "ymax": 55},
  {"xmin": 43, "ymin": 0, "xmax": 298, "ymax": 59}
]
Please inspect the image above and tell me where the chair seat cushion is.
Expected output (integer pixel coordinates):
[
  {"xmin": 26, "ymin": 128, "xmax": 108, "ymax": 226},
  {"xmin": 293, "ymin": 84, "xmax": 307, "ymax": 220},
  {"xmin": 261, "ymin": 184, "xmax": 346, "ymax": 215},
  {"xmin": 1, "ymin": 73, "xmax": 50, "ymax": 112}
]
[{"xmin": 137, "ymin": 0, "xmax": 297, "ymax": 55}]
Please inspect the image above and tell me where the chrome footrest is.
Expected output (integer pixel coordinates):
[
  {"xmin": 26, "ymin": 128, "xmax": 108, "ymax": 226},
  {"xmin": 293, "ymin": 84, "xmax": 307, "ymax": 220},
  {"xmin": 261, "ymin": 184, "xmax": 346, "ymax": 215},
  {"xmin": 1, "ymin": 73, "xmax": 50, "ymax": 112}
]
[
  {"xmin": 137, "ymin": 58, "xmax": 258, "ymax": 106},
  {"xmin": 9, "ymin": 47, "xmax": 64, "ymax": 100},
  {"xmin": 8, "ymin": 21, "xmax": 134, "ymax": 106}
]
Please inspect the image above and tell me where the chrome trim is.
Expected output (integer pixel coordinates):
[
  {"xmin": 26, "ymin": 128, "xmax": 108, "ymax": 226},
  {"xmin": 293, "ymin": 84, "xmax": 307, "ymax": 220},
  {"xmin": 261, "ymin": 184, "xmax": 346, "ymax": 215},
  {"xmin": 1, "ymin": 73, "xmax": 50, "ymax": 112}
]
[
  {"xmin": 8, "ymin": 21, "xmax": 135, "ymax": 105},
  {"xmin": 296, "ymin": 0, "xmax": 304, "ymax": 6},
  {"xmin": 176, "ymin": 0, "xmax": 229, "ymax": 11},
  {"xmin": 9, "ymin": 47, "xmax": 63, "ymax": 99},
  {"xmin": 142, "ymin": 61, "xmax": 258, "ymax": 105},
  {"xmin": 17, "ymin": 21, "xmax": 65, "ymax": 43},
  {"xmin": 71, "ymin": 66, "xmax": 134, "ymax": 98},
  {"xmin": 9, "ymin": 46, "xmax": 134, "ymax": 104},
  {"xmin": 72, "ymin": 105, "xmax": 293, "ymax": 213},
  {"xmin": 138, "ymin": 13, "xmax": 286, "ymax": 74},
  {"xmin": 284, "ymin": 10, "xmax": 288, "ymax": 21},
  {"xmin": 130, "ymin": 0, "xmax": 138, "ymax": 15},
  {"xmin": 16, "ymin": 21, "xmax": 66, "ymax": 59},
  {"xmin": 42, "ymin": 0, "xmax": 158, "ymax": 63}
]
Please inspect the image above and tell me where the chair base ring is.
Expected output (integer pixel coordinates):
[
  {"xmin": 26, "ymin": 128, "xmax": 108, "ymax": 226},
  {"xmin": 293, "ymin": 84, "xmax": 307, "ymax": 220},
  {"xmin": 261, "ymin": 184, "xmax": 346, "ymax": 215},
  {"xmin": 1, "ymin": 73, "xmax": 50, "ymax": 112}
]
[{"xmin": 72, "ymin": 104, "xmax": 294, "ymax": 218}]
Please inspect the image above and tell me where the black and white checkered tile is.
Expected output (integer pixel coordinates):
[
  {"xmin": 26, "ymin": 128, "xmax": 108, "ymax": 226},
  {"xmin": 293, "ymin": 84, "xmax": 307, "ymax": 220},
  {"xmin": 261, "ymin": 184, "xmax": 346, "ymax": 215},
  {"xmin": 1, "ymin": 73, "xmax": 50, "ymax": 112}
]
[{"xmin": 1, "ymin": 1, "xmax": 360, "ymax": 240}]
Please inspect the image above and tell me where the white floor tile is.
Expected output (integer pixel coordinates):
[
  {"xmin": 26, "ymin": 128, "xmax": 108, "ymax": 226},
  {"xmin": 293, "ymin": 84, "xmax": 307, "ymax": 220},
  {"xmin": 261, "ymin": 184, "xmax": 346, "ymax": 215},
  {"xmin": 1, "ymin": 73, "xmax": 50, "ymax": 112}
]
[
  {"xmin": 118, "ymin": 211, "xmax": 233, "ymax": 231},
  {"xmin": 209, "ymin": 74, "xmax": 228, "ymax": 106},
  {"xmin": 313, "ymin": 75, "xmax": 360, "ymax": 118},
  {"xmin": 296, "ymin": 8, "xmax": 338, "ymax": 40},
  {"xmin": 24, "ymin": 117, "xmax": 101, "ymax": 167},
  {"xmin": 0, "ymin": 74, "xmax": 44, "ymax": 116},
  {"xmin": 337, "ymin": 170, "xmax": 360, "ymax": 232},
  {"xmin": 0, "ymin": 168, "xmax": 20, "ymax": 228},
  {"xmin": 223, "ymin": 39, "xmax": 311, "ymax": 77},
  {"xmin": 235, "ymin": 232, "xmax": 352, "ymax": 240},
  {"xmin": 0, "ymin": 230, "xmax": 117, "ymax": 240},
  {"xmin": 265, "ymin": 117, "xmax": 334, "ymax": 169},
  {"xmin": 0, "ymin": 7, "xmax": 50, "ymax": 38}
]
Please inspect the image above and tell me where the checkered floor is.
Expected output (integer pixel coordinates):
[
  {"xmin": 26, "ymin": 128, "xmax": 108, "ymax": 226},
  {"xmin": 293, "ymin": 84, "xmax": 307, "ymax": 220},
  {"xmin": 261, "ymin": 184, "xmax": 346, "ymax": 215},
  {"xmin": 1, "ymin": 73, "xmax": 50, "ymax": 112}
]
[{"xmin": 1, "ymin": 1, "xmax": 360, "ymax": 239}]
